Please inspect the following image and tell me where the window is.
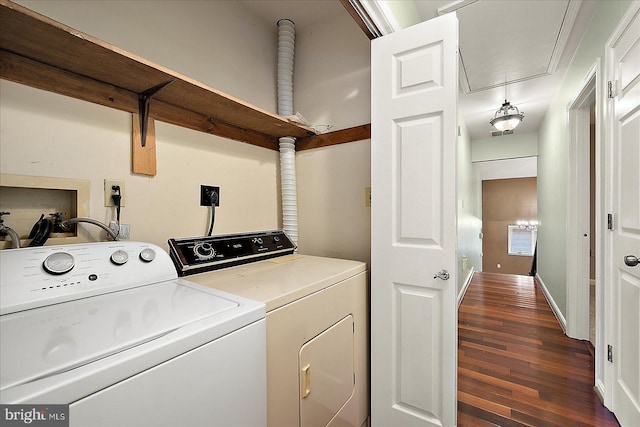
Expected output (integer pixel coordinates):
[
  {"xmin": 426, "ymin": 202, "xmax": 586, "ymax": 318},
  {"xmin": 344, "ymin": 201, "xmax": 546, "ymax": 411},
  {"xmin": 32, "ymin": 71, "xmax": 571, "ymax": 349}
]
[{"xmin": 508, "ymin": 225, "xmax": 537, "ymax": 256}]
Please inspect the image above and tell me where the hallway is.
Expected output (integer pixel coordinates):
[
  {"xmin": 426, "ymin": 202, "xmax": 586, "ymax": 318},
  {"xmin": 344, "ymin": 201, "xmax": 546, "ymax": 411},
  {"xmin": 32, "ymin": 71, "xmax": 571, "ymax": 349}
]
[{"xmin": 458, "ymin": 272, "xmax": 619, "ymax": 426}]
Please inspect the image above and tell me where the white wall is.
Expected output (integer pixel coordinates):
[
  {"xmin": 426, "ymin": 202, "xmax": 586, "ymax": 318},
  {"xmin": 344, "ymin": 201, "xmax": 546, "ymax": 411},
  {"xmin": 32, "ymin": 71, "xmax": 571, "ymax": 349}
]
[
  {"xmin": 457, "ymin": 120, "xmax": 483, "ymax": 295},
  {"xmin": 471, "ymin": 131, "xmax": 538, "ymax": 162},
  {"xmin": 537, "ymin": 0, "xmax": 632, "ymax": 316}
]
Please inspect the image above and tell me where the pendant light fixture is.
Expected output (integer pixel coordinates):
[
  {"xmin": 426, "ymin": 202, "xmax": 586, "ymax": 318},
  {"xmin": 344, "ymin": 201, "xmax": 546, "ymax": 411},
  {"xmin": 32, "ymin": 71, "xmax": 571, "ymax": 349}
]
[{"xmin": 490, "ymin": 84, "xmax": 524, "ymax": 132}]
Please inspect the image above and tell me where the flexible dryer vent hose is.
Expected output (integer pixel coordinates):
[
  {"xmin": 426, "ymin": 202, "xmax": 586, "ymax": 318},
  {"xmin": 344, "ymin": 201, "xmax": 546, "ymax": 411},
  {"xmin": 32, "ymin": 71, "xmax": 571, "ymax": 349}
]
[{"xmin": 277, "ymin": 19, "xmax": 298, "ymax": 246}]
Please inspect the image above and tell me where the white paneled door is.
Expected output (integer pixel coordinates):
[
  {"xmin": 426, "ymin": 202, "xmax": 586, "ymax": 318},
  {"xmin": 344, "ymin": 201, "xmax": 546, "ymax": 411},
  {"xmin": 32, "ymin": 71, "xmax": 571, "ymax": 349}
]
[
  {"xmin": 607, "ymin": 2, "xmax": 640, "ymax": 426},
  {"xmin": 371, "ymin": 13, "xmax": 458, "ymax": 427}
]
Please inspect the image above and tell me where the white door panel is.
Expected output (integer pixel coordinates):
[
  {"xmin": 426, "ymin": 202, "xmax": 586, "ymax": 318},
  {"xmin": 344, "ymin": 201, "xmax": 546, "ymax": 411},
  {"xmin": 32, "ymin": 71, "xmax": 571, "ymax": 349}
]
[
  {"xmin": 607, "ymin": 3, "xmax": 640, "ymax": 425},
  {"xmin": 371, "ymin": 13, "xmax": 458, "ymax": 427}
]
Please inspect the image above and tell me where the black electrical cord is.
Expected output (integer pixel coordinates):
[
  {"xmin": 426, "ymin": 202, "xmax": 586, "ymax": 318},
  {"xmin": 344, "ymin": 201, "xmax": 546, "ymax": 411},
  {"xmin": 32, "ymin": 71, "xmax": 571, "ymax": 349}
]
[
  {"xmin": 207, "ymin": 191, "xmax": 218, "ymax": 236},
  {"xmin": 27, "ymin": 214, "xmax": 52, "ymax": 247},
  {"xmin": 111, "ymin": 185, "xmax": 122, "ymax": 239}
]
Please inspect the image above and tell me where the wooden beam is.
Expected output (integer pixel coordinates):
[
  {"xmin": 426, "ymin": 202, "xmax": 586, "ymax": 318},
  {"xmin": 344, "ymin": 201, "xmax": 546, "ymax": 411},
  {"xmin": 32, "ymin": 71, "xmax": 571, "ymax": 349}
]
[
  {"xmin": 149, "ymin": 98, "xmax": 279, "ymax": 150},
  {"xmin": 131, "ymin": 113, "xmax": 157, "ymax": 176},
  {"xmin": 296, "ymin": 124, "xmax": 371, "ymax": 151},
  {"xmin": 0, "ymin": 50, "xmax": 279, "ymax": 150},
  {"xmin": 0, "ymin": 49, "xmax": 138, "ymax": 111},
  {"xmin": 0, "ymin": 0, "xmax": 314, "ymax": 149}
]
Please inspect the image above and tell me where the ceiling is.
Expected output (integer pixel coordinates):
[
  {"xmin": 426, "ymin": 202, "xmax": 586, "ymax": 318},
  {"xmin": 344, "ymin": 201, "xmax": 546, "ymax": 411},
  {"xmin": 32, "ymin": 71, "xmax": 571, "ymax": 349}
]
[
  {"xmin": 238, "ymin": 0, "xmax": 346, "ymax": 30},
  {"xmin": 413, "ymin": 0, "xmax": 595, "ymax": 141},
  {"xmin": 239, "ymin": 0, "xmax": 596, "ymax": 142}
]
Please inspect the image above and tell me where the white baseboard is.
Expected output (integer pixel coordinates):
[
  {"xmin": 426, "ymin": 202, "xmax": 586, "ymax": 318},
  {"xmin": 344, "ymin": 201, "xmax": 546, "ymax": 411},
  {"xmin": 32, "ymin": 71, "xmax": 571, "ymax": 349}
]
[
  {"xmin": 535, "ymin": 273, "xmax": 567, "ymax": 332},
  {"xmin": 595, "ymin": 379, "xmax": 606, "ymax": 404},
  {"xmin": 457, "ymin": 267, "xmax": 475, "ymax": 307}
]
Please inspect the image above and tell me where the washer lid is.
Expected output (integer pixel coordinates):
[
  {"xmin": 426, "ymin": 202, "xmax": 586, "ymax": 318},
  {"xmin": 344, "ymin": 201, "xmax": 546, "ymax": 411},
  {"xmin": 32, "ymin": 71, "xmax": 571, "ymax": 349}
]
[{"xmin": 0, "ymin": 280, "xmax": 238, "ymax": 391}]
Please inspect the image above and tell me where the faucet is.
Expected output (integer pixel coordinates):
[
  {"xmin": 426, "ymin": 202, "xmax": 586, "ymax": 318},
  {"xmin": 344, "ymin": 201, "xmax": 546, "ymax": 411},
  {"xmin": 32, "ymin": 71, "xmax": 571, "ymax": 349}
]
[{"xmin": 0, "ymin": 212, "xmax": 21, "ymax": 249}]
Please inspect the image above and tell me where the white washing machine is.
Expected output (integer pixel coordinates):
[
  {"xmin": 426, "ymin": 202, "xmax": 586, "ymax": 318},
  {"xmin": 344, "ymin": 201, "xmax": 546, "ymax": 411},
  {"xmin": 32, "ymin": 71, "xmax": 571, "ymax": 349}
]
[
  {"xmin": 0, "ymin": 241, "xmax": 266, "ymax": 427},
  {"xmin": 169, "ymin": 231, "xmax": 369, "ymax": 427}
]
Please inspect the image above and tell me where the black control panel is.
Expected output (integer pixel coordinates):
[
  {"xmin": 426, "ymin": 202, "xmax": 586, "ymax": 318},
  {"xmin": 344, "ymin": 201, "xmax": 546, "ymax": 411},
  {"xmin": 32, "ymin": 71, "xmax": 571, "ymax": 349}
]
[{"xmin": 168, "ymin": 230, "xmax": 296, "ymax": 276}]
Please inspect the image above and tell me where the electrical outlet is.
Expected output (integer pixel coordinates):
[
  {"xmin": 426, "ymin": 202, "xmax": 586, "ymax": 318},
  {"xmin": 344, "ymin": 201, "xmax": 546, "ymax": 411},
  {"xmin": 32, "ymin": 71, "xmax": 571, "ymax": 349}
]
[
  {"xmin": 109, "ymin": 221, "xmax": 130, "ymax": 240},
  {"xmin": 365, "ymin": 187, "xmax": 371, "ymax": 207},
  {"xmin": 200, "ymin": 185, "xmax": 220, "ymax": 207},
  {"xmin": 104, "ymin": 179, "xmax": 126, "ymax": 207}
]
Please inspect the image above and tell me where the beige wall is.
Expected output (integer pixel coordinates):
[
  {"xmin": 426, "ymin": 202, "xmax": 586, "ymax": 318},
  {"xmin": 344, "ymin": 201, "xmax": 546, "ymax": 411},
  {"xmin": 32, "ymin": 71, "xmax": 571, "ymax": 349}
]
[
  {"xmin": 0, "ymin": 1, "xmax": 371, "ymax": 263},
  {"xmin": 293, "ymin": 11, "xmax": 372, "ymax": 265},
  {"xmin": 482, "ymin": 178, "xmax": 537, "ymax": 275}
]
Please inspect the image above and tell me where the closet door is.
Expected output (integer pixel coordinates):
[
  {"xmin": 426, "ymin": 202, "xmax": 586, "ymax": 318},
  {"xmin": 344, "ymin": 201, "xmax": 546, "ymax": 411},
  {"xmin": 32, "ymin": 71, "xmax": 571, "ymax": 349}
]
[{"xmin": 371, "ymin": 12, "xmax": 459, "ymax": 427}]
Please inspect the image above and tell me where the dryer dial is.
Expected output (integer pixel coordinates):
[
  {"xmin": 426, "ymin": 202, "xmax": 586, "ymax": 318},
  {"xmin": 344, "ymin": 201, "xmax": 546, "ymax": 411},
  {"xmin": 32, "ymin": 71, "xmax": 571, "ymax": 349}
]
[{"xmin": 193, "ymin": 242, "xmax": 216, "ymax": 260}]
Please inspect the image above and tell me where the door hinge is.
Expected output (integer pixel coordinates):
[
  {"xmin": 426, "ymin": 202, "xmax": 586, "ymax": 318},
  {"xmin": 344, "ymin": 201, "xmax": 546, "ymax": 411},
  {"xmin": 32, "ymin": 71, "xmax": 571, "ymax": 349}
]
[
  {"xmin": 608, "ymin": 213, "xmax": 614, "ymax": 230},
  {"xmin": 608, "ymin": 80, "xmax": 617, "ymax": 98},
  {"xmin": 608, "ymin": 344, "xmax": 613, "ymax": 362}
]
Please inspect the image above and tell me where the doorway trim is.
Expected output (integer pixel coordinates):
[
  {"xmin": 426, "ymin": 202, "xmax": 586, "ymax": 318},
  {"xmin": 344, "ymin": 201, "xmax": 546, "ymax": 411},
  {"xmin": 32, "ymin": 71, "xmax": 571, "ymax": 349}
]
[
  {"xmin": 565, "ymin": 59, "xmax": 604, "ymax": 393},
  {"xmin": 566, "ymin": 58, "xmax": 601, "ymax": 344}
]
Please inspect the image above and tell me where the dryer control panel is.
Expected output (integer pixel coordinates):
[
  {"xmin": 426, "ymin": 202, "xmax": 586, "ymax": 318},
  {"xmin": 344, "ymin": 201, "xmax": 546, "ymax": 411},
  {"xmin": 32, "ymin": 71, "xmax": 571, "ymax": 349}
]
[{"xmin": 168, "ymin": 230, "xmax": 296, "ymax": 276}]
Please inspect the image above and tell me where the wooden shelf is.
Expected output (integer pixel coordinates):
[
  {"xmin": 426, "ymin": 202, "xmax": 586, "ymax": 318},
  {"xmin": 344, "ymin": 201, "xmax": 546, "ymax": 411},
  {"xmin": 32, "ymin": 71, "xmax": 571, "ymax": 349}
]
[
  {"xmin": 0, "ymin": 0, "xmax": 315, "ymax": 150},
  {"xmin": 296, "ymin": 124, "xmax": 371, "ymax": 151}
]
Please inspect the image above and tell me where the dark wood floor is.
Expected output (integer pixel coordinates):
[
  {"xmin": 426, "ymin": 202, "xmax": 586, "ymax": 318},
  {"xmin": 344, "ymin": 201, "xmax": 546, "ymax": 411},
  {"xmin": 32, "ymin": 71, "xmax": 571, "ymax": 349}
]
[{"xmin": 458, "ymin": 272, "xmax": 619, "ymax": 426}]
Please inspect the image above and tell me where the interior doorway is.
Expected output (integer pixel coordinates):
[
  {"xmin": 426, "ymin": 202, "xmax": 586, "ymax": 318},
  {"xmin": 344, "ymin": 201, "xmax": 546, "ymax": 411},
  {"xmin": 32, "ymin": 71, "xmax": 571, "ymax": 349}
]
[
  {"xmin": 481, "ymin": 177, "xmax": 537, "ymax": 276},
  {"xmin": 589, "ymin": 103, "xmax": 596, "ymax": 349},
  {"xmin": 565, "ymin": 61, "xmax": 601, "ymax": 390},
  {"xmin": 566, "ymin": 61, "xmax": 603, "ymax": 344}
]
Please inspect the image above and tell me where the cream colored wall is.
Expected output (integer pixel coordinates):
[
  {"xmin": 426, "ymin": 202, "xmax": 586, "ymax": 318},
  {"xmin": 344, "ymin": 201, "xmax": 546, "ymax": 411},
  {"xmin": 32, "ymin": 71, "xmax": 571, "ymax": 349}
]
[
  {"xmin": 1, "ymin": 1, "xmax": 373, "ymax": 263},
  {"xmin": 294, "ymin": 10, "xmax": 372, "ymax": 265},
  {"xmin": 15, "ymin": 0, "xmax": 278, "ymax": 111},
  {"xmin": 1, "ymin": 1, "xmax": 282, "ymax": 250}
]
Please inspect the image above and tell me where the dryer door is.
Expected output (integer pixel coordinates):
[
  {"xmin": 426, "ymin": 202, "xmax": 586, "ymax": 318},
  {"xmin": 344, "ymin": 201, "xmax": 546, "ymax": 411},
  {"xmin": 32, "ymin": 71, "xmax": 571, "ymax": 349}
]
[{"xmin": 299, "ymin": 315, "xmax": 354, "ymax": 427}]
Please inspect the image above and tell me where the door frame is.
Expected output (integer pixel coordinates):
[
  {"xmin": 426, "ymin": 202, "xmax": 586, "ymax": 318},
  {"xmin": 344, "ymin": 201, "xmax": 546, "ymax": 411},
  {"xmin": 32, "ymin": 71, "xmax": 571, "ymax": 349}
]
[
  {"xmin": 565, "ymin": 59, "xmax": 605, "ymax": 396},
  {"xmin": 565, "ymin": 60, "xmax": 599, "ymax": 338}
]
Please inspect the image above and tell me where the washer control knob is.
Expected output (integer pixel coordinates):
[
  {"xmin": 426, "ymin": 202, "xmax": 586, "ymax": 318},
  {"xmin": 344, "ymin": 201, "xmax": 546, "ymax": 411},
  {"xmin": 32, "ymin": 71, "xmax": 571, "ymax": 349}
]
[
  {"xmin": 110, "ymin": 250, "xmax": 129, "ymax": 265},
  {"xmin": 139, "ymin": 248, "xmax": 156, "ymax": 263},
  {"xmin": 194, "ymin": 242, "xmax": 216, "ymax": 260},
  {"xmin": 273, "ymin": 236, "xmax": 280, "ymax": 243},
  {"xmin": 43, "ymin": 252, "xmax": 75, "ymax": 275}
]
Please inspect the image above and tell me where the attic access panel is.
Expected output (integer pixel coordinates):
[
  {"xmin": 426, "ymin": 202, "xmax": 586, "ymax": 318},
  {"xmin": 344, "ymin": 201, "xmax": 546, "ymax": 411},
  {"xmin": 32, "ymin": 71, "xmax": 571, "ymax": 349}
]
[{"xmin": 457, "ymin": 0, "xmax": 577, "ymax": 92}]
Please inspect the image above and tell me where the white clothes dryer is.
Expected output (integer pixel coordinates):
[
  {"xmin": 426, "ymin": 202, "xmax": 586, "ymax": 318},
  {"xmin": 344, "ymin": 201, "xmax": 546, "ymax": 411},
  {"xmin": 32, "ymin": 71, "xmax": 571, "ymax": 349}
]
[{"xmin": 169, "ymin": 231, "xmax": 369, "ymax": 427}]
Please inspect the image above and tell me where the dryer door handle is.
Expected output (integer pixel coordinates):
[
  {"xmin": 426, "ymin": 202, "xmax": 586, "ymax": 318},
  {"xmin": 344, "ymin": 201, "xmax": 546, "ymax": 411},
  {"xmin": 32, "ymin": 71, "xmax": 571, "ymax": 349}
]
[{"xmin": 301, "ymin": 364, "xmax": 311, "ymax": 398}]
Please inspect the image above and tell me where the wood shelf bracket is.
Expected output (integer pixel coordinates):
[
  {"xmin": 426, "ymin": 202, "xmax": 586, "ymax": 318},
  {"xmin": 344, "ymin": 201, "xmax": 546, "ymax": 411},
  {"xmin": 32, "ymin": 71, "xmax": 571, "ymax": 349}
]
[
  {"xmin": 138, "ymin": 79, "xmax": 175, "ymax": 147},
  {"xmin": 132, "ymin": 113, "xmax": 157, "ymax": 177}
]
